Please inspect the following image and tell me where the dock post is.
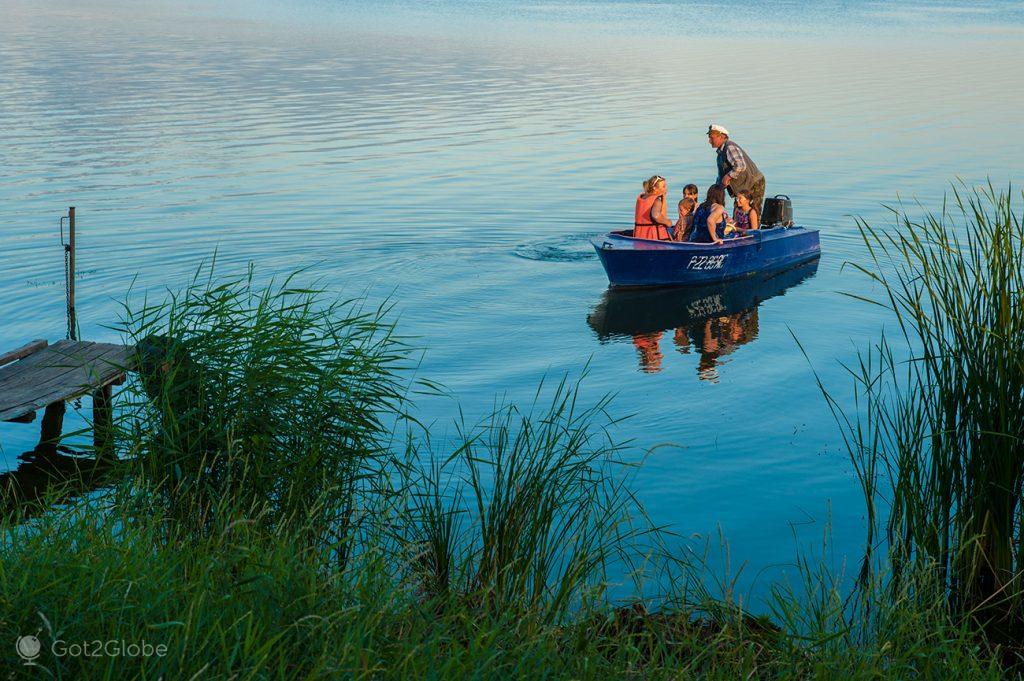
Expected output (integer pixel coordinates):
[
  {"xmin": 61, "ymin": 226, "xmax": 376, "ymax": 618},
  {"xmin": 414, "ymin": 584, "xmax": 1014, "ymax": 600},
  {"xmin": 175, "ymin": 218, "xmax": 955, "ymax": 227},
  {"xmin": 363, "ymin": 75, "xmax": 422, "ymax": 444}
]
[
  {"xmin": 93, "ymin": 385, "xmax": 113, "ymax": 459},
  {"xmin": 36, "ymin": 402, "xmax": 66, "ymax": 457},
  {"xmin": 67, "ymin": 206, "xmax": 77, "ymax": 341}
]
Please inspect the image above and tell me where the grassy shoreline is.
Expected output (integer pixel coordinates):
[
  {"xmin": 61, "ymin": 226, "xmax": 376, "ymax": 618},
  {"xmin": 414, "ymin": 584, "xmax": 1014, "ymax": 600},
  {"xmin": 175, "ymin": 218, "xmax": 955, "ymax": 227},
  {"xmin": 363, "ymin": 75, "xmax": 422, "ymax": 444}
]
[{"xmin": 2, "ymin": 187, "xmax": 1022, "ymax": 678}]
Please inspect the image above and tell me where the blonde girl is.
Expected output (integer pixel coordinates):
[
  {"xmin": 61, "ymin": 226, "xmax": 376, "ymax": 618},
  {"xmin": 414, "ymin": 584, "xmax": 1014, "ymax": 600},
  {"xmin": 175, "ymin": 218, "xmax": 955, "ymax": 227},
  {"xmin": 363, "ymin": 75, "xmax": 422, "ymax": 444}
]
[{"xmin": 633, "ymin": 175, "xmax": 673, "ymax": 240}]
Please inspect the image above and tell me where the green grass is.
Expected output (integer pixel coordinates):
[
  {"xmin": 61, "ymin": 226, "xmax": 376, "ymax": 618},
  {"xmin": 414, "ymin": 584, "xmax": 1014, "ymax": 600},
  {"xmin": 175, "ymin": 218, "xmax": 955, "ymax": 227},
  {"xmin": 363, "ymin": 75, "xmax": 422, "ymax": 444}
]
[
  {"xmin": 113, "ymin": 263, "xmax": 408, "ymax": 555},
  {"xmin": 829, "ymin": 185, "xmax": 1024, "ymax": 628},
  {"xmin": 398, "ymin": 379, "xmax": 650, "ymax": 625},
  {"xmin": 0, "ymin": 464, "xmax": 1003, "ymax": 678}
]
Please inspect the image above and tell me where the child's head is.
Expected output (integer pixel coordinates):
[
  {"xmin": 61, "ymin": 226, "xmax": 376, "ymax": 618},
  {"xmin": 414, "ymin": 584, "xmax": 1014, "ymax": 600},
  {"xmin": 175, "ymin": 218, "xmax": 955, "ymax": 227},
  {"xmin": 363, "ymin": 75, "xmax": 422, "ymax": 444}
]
[
  {"xmin": 678, "ymin": 197, "xmax": 696, "ymax": 216},
  {"xmin": 706, "ymin": 184, "xmax": 726, "ymax": 207},
  {"xmin": 683, "ymin": 184, "xmax": 699, "ymax": 201},
  {"xmin": 736, "ymin": 189, "xmax": 752, "ymax": 211}
]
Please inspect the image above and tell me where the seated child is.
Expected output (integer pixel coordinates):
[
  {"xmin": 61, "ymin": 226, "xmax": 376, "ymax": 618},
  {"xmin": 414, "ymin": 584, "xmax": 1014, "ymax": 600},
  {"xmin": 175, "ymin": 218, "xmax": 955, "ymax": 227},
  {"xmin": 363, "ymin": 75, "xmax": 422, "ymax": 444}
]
[
  {"xmin": 732, "ymin": 189, "xmax": 760, "ymax": 232},
  {"xmin": 673, "ymin": 197, "xmax": 696, "ymax": 241},
  {"xmin": 683, "ymin": 183, "xmax": 699, "ymax": 208},
  {"xmin": 633, "ymin": 175, "xmax": 673, "ymax": 240}
]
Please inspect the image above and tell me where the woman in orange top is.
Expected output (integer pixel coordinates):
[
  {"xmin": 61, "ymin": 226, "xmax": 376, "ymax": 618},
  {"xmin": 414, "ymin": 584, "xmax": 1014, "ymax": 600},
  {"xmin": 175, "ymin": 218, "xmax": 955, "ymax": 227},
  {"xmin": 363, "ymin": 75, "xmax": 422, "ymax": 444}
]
[{"xmin": 633, "ymin": 175, "xmax": 673, "ymax": 240}]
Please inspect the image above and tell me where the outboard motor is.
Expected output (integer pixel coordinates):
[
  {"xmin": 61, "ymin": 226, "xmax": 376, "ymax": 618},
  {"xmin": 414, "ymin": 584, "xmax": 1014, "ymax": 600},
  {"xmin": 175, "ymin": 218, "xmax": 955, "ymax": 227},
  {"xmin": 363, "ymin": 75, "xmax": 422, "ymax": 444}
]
[{"xmin": 762, "ymin": 195, "xmax": 794, "ymax": 227}]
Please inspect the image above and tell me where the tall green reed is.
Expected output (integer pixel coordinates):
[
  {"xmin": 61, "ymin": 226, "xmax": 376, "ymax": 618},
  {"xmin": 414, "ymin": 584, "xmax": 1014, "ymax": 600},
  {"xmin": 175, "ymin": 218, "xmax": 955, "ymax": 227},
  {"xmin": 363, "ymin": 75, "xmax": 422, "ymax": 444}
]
[
  {"xmin": 114, "ymin": 263, "xmax": 408, "ymax": 555},
  {"xmin": 400, "ymin": 379, "xmax": 650, "ymax": 623},
  {"xmin": 834, "ymin": 184, "xmax": 1024, "ymax": 615}
]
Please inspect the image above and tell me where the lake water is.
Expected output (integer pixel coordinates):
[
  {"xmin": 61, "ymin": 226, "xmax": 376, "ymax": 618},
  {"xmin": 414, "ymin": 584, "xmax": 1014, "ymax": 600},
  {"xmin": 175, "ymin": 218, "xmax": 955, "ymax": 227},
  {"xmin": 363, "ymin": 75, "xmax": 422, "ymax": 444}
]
[{"xmin": 2, "ymin": 0, "xmax": 1023, "ymax": 597}]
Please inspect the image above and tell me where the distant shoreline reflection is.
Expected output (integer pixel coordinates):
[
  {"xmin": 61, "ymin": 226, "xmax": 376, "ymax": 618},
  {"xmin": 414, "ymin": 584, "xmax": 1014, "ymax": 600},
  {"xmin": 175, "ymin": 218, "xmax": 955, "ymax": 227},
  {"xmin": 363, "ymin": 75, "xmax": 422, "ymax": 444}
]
[{"xmin": 586, "ymin": 259, "xmax": 819, "ymax": 380}]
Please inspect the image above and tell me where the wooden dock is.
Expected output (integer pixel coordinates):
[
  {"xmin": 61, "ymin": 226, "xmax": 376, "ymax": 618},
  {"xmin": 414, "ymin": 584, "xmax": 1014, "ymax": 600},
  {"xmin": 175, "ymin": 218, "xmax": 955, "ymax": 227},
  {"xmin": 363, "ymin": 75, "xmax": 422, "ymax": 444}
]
[{"xmin": 0, "ymin": 339, "xmax": 135, "ymax": 456}]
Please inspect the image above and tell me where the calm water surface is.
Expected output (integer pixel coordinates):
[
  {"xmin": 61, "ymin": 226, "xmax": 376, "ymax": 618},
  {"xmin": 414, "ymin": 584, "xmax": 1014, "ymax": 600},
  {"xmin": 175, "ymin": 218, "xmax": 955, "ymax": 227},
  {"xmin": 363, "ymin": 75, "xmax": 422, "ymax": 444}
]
[{"xmin": 2, "ymin": 0, "xmax": 1023, "ymax": 597}]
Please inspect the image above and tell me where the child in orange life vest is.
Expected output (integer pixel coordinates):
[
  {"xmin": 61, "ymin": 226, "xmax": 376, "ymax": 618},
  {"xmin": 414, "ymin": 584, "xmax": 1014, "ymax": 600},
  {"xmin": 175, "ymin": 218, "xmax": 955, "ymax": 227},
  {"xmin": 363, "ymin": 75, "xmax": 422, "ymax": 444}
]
[
  {"xmin": 672, "ymin": 197, "xmax": 697, "ymax": 242},
  {"xmin": 633, "ymin": 175, "xmax": 673, "ymax": 240}
]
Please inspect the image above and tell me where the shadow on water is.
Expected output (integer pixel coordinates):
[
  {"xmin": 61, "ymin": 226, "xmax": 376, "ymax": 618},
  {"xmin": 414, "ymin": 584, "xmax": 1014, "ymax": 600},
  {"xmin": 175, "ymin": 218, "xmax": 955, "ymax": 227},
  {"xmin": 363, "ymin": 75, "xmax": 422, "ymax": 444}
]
[
  {"xmin": 586, "ymin": 259, "xmax": 819, "ymax": 379},
  {"xmin": 0, "ymin": 448, "xmax": 115, "ymax": 520}
]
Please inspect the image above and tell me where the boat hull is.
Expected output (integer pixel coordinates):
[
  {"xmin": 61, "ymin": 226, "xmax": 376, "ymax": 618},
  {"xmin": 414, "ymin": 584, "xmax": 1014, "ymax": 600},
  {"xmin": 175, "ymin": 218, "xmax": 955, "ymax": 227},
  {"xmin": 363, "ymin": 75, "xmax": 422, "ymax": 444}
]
[{"xmin": 591, "ymin": 226, "xmax": 821, "ymax": 287}]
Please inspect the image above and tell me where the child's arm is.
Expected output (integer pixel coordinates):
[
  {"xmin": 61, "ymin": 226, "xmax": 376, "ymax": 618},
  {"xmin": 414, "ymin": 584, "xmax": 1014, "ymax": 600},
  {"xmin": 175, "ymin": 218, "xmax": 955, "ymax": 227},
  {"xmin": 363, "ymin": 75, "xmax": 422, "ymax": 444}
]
[
  {"xmin": 653, "ymin": 198, "xmax": 673, "ymax": 227},
  {"xmin": 750, "ymin": 209, "xmax": 760, "ymax": 230},
  {"xmin": 709, "ymin": 207, "xmax": 724, "ymax": 244}
]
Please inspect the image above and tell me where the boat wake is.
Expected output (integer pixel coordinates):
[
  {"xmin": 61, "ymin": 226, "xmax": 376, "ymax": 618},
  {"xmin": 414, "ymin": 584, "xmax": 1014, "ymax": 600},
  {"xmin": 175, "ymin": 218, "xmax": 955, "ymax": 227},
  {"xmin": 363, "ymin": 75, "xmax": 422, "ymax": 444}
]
[{"xmin": 512, "ymin": 234, "xmax": 598, "ymax": 262}]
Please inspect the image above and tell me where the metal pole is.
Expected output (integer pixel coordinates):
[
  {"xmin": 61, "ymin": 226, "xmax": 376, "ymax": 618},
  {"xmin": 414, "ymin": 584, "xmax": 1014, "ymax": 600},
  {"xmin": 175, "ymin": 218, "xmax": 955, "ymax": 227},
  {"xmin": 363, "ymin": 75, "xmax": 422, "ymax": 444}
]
[{"xmin": 68, "ymin": 206, "xmax": 77, "ymax": 341}]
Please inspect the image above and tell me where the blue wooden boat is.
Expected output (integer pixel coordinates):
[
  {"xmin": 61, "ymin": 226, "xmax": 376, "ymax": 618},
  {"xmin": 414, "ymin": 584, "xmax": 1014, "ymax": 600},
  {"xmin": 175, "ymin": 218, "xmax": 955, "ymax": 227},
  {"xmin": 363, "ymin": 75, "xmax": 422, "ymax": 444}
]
[{"xmin": 591, "ymin": 226, "xmax": 820, "ymax": 287}]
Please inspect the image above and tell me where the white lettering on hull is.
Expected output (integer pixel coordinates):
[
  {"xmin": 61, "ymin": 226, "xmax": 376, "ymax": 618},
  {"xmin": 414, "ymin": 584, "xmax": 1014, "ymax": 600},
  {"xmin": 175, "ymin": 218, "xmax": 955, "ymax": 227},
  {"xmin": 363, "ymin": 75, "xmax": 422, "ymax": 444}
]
[{"xmin": 686, "ymin": 254, "xmax": 727, "ymax": 270}]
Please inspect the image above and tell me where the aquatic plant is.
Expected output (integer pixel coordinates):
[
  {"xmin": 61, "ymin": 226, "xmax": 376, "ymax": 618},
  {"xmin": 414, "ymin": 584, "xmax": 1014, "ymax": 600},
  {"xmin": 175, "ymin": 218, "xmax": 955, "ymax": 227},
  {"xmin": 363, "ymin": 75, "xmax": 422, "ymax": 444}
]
[
  {"xmin": 836, "ymin": 184, "xmax": 1024, "ymax": 618},
  {"xmin": 400, "ymin": 379, "xmax": 648, "ymax": 623},
  {"xmin": 113, "ymin": 262, "xmax": 408, "ymax": 555}
]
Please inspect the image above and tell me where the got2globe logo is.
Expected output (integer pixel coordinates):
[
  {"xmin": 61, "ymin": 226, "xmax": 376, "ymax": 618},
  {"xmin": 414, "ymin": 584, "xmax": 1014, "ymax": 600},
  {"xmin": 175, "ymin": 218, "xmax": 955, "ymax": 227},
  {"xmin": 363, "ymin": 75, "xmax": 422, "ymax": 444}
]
[
  {"xmin": 15, "ymin": 635, "xmax": 42, "ymax": 664},
  {"xmin": 14, "ymin": 627, "xmax": 169, "ymax": 669}
]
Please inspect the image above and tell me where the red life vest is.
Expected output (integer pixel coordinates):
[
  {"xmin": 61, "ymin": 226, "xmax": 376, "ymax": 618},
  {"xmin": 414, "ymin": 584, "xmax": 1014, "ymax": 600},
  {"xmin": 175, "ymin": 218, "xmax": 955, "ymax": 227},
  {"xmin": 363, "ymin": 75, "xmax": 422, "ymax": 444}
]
[{"xmin": 633, "ymin": 193, "xmax": 670, "ymax": 240}]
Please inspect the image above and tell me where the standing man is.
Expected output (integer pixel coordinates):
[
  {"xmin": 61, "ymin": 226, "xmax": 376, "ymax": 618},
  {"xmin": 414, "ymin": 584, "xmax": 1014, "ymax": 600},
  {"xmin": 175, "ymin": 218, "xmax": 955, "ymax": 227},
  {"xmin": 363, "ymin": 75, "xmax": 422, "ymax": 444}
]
[{"xmin": 707, "ymin": 124, "xmax": 765, "ymax": 217}]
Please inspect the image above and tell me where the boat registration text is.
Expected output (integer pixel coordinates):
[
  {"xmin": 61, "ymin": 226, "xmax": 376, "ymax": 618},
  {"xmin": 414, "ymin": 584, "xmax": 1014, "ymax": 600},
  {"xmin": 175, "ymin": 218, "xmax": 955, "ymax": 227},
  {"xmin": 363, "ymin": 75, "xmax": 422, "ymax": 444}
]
[{"xmin": 686, "ymin": 254, "xmax": 727, "ymax": 270}]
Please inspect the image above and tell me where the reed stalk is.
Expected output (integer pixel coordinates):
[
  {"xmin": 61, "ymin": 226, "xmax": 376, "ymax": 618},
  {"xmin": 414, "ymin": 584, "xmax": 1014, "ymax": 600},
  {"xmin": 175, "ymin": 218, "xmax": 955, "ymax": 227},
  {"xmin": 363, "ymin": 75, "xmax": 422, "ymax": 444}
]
[
  {"xmin": 112, "ymin": 262, "xmax": 408, "ymax": 556},
  {"xmin": 399, "ymin": 379, "xmax": 647, "ymax": 624},
  {"xmin": 837, "ymin": 184, "xmax": 1024, "ymax": 620}
]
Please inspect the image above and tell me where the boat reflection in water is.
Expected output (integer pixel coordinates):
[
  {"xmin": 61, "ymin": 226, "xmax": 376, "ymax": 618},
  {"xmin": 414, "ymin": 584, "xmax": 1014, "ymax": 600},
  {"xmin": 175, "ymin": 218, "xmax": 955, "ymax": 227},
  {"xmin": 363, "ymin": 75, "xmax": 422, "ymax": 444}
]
[{"xmin": 586, "ymin": 259, "xmax": 819, "ymax": 380}]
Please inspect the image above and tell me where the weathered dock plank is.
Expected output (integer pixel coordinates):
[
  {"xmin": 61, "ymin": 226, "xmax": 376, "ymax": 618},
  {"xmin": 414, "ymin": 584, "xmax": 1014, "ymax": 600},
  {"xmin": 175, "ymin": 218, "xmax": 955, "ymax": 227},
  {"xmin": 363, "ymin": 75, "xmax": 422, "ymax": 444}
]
[
  {"xmin": 0, "ymin": 342, "xmax": 124, "ymax": 395},
  {"xmin": 0, "ymin": 342, "xmax": 121, "ymax": 398},
  {"xmin": 0, "ymin": 339, "xmax": 47, "ymax": 368},
  {"xmin": 0, "ymin": 341, "xmax": 112, "ymax": 392},
  {"xmin": 0, "ymin": 341, "xmax": 135, "ymax": 422}
]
